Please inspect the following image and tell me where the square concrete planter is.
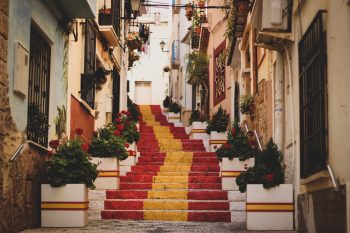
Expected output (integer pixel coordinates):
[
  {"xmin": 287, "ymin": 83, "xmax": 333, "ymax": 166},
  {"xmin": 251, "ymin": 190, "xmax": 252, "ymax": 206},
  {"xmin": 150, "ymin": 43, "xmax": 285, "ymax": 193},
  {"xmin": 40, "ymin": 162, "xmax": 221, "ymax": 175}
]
[
  {"xmin": 209, "ymin": 131, "xmax": 227, "ymax": 152},
  {"xmin": 91, "ymin": 157, "xmax": 120, "ymax": 190},
  {"xmin": 190, "ymin": 122, "xmax": 209, "ymax": 151},
  {"xmin": 167, "ymin": 112, "xmax": 181, "ymax": 123},
  {"xmin": 120, "ymin": 149, "xmax": 137, "ymax": 176},
  {"xmin": 162, "ymin": 107, "xmax": 169, "ymax": 114},
  {"xmin": 41, "ymin": 184, "xmax": 88, "ymax": 227},
  {"xmin": 221, "ymin": 158, "xmax": 255, "ymax": 190},
  {"xmin": 246, "ymin": 184, "xmax": 294, "ymax": 230}
]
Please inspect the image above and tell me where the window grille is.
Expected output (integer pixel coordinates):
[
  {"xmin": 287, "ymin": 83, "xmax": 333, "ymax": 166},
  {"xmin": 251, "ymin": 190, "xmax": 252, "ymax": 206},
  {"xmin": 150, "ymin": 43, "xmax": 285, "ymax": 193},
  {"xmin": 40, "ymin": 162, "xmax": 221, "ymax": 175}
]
[
  {"xmin": 81, "ymin": 19, "xmax": 96, "ymax": 109},
  {"xmin": 213, "ymin": 41, "xmax": 226, "ymax": 106},
  {"xmin": 27, "ymin": 26, "xmax": 51, "ymax": 146},
  {"xmin": 299, "ymin": 11, "xmax": 328, "ymax": 178}
]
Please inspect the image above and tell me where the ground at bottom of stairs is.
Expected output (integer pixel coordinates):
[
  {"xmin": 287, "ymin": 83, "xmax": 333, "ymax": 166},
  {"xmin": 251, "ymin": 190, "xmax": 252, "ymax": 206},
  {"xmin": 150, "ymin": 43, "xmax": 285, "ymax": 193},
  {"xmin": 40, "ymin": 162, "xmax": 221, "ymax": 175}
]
[{"xmin": 21, "ymin": 220, "xmax": 298, "ymax": 233}]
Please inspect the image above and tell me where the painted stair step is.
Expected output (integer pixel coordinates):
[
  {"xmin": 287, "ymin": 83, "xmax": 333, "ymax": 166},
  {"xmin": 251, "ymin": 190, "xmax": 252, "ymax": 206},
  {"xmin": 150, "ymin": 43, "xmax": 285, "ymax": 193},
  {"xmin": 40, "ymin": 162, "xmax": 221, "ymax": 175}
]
[
  {"xmin": 101, "ymin": 210, "xmax": 231, "ymax": 222},
  {"xmin": 106, "ymin": 190, "xmax": 228, "ymax": 200},
  {"xmin": 137, "ymin": 157, "xmax": 218, "ymax": 163},
  {"xmin": 131, "ymin": 165, "xmax": 219, "ymax": 172},
  {"xmin": 126, "ymin": 171, "xmax": 219, "ymax": 176},
  {"xmin": 104, "ymin": 200, "xmax": 230, "ymax": 210},
  {"xmin": 119, "ymin": 182, "xmax": 222, "ymax": 190},
  {"xmin": 139, "ymin": 152, "xmax": 216, "ymax": 157},
  {"xmin": 120, "ymin": 175, "xmax": 221, "ymax": 183}
]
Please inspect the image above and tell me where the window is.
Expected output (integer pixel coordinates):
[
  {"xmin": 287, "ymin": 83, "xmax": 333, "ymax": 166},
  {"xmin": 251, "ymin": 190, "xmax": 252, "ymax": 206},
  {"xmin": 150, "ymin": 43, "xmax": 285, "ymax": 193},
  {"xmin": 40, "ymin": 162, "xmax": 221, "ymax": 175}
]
[
  {"xmin": 112, "ymin": 69, "xmax": 120, "ymax": 121},
  {"xmin": 81, "ymin": 19, "xmax": 96, "ymax": 108},
  {"xmin": 299, "ymin": 11, "xmax": 328, "ymax": 178},
  {"xmin": 27, "ymin": 25, "xmax": 51, "ymax": 146},
  {"xmin": 213, "ymin": 41, "xmax": 226, "ymax": 106}
]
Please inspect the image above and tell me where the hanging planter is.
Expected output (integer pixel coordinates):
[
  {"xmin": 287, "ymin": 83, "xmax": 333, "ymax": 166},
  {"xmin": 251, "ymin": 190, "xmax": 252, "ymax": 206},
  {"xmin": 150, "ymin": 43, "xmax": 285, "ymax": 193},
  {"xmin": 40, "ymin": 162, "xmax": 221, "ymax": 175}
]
[
  {"xmin": 198, "ymin": 1, "xmax": 205, "ymax": 9},
  {"xmin": 194, "ymin": 26, "xmax": 201, "ymax": 34},
  {"xmin": 185, "ymin": 4, "xmax": 193, "ymax": 21}
]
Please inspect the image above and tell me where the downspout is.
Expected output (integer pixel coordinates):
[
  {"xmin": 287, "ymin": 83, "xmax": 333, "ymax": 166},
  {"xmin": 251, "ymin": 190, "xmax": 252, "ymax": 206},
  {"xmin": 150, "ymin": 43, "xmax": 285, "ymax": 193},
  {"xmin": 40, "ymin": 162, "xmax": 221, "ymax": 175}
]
[{"xmin": 274, "ymin": 52, "xmax": 284, "ymax": 150}]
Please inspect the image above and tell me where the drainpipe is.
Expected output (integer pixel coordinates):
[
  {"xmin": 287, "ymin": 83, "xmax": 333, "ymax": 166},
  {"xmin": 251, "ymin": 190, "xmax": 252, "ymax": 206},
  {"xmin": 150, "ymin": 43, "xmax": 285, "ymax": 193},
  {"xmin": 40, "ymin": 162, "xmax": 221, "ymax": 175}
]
[{"xmin": 274, "ymin": 52, "xmax": 284, "ymax": 150}]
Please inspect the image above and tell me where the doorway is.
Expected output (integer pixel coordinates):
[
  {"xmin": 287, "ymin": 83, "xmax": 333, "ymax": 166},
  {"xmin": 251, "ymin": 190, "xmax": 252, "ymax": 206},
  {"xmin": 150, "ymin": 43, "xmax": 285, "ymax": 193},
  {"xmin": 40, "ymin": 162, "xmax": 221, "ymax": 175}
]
[{"xmin": 135, "ymin": 81, "xmax": 152, "ymax": 105}]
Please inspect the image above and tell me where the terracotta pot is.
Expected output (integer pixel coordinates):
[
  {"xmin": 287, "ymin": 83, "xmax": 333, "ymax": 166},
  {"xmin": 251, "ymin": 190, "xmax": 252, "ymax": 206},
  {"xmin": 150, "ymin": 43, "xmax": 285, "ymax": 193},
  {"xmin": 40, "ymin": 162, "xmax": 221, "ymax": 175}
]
[
  {"xmin": 198, "ymin": 1, "xmax": 205, "ymax": 8},
  {"xmin": 237, "ymin": 2, "xmax": 249, "ymax": 14},
  {"xmin": 194, "ymin": 26, "xmax": 201, "ymax": 34}
]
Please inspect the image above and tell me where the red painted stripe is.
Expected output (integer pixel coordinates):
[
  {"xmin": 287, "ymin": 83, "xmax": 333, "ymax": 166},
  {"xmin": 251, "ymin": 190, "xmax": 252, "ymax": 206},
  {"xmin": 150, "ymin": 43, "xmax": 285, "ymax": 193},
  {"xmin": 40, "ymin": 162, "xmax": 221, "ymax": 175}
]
[
  {"xmin": 188, "ymin": 212, "xmax": 231, "ymax": 222},
  {"xmin": 101, "ymin": 210, "xmax": 144, "ymax": 220},
  {"xmin": 104, "ymin": 201, "xmax": 143, "ymax": 210},
  {"xmin": 188, "ymin": 202, "xmax": 230, "ymax": 210},
  {"xmin": 188, "ymin": 183, "xmax": 221, "ymax": 189},
  {"xmin": 188, "ymin": 191, "xmax": 228, "ymax": 200},
  {"xmin": 106, "ymin": 190, "xmax": 148, "ymax": 199}
]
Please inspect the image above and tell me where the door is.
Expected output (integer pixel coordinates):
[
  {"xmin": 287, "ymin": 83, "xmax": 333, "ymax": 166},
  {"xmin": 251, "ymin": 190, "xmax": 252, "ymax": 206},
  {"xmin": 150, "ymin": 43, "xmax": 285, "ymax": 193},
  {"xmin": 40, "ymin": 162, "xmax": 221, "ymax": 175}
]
[{"xmin": 135, "ymin": 81, "xmax": 152, "ymax": 105}]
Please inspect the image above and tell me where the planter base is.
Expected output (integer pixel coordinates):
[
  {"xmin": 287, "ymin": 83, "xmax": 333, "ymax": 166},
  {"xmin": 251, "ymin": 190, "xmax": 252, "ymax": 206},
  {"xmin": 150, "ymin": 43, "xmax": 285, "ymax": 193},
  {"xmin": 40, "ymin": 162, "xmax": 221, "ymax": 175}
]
[
  {"xmin": 91, "ymin": 158, "xmax": 120, "ymax": 190},
  {"xmin": 221, "ymin": 158, "xmax": 255, "ymax": 191},
  {"xmin": 246, "ymin": 184, "xmax": 294, "ymax": 230},
  {"xmin": 209, "ymin": 131, "xmax": 227, "ymax": 152}
]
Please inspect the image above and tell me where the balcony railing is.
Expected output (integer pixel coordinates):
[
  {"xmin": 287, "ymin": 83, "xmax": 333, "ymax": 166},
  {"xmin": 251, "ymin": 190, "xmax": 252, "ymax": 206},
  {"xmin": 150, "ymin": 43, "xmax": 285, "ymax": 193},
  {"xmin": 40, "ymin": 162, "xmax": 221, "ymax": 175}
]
[
  {"xmin": 98, "ymin": 0, "xmax": 121, "ymax": 37},
  {"xmin": 172, "ymin": 40, "xmax": 180, "ymax": 69}
]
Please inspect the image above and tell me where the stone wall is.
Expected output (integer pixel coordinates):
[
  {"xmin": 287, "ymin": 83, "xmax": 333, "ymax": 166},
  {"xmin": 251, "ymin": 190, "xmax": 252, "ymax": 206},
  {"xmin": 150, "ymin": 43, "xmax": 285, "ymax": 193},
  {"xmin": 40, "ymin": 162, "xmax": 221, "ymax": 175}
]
[
  {"xmin": 0, "ymin": 0, "xmax": 48, "ymax": 231},
  {"xmin": 245, "ymin": 79, "xmax": 273, "ymax": 147}
]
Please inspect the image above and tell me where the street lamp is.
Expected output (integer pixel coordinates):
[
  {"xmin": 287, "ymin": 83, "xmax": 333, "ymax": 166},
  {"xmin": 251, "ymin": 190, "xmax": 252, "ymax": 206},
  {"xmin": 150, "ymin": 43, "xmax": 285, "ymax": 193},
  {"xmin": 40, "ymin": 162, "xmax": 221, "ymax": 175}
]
[{"xmin": 160, "ymin": 40, "xmax": 169, "ymax": 52}]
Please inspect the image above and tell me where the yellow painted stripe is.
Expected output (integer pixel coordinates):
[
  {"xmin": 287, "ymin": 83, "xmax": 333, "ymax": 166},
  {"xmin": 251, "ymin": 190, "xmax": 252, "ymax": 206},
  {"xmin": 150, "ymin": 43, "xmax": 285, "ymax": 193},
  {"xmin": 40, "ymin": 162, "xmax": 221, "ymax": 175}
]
[
  {"xmin": 153, "ymin": 176, "xmax": 189, "ymax": 183},
  {"xmin": 152, "ymin": 183, "xmax": 188, "ymax": 189},
  {"xmin": 168, "ymin": 116, "xmax": 180, "ymax": 119},
  {"xmin": 191, "ymin": 129, "xmax": 207, "ymax": 133},
  {"xmin": 144, "ymin": 211, "xmax": 188, "ymax": 221},
  {"xmin": 209, "ymin": 140, "xmax": 227, "ymax": 145},
  {"xmin": 41, "ymin": 202, "xmax": 89, "ymax": 210},
  {"xmin": 246, "ymin": 203, "xmax": 294, "ymax": 212},
  {"xmin": 144, "ymin": 201, "xmax": 188, "ymax": 210},
  {"xmin": 159, "ymin": 165, "xmax": 191, "ymax": 172},
  {"xmin": 221, "ymin": 171, "xmax": 242, "ymax": 177},
  {"xmin": 98, "ymin": 171, "xmax": 119, "ymax": 177},
  {"xmin": 147, "ymin": 190, "xmax": 188, "ymax": 199}
]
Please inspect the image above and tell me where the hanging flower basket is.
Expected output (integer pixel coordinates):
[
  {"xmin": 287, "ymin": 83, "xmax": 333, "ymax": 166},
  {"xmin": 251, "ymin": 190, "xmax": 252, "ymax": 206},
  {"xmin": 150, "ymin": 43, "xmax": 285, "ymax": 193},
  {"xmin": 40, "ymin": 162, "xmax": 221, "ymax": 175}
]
[
  {"xmin": 198, "ymin": 1, "xmax": 205, "ymax": 9},
  {"xmin": 127, "ymin": 39, "xmax": 142, "ymax": 51}
]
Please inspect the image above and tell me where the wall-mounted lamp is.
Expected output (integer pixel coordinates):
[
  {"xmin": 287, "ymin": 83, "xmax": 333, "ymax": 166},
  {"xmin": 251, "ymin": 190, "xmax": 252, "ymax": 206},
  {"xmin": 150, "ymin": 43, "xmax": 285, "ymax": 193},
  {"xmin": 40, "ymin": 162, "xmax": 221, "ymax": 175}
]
[{"xmin": 160, "ymin": 40, "xmax": 170, "ymax": 52}]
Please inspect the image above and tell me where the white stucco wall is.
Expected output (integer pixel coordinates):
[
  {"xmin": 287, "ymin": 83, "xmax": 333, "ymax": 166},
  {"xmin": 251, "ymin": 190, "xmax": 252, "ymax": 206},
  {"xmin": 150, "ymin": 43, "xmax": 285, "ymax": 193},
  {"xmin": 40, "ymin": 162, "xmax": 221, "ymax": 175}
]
[{"xmin": 7, "ymin": 0, "xmax": 66, "ymax": 141}]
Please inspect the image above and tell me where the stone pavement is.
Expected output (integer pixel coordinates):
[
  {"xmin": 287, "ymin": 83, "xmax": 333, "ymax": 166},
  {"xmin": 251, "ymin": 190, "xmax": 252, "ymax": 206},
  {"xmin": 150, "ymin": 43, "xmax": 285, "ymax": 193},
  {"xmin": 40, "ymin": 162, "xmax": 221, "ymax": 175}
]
[{"xmin": 21, "ymin": 220, "xmax": 297, "ymax": 233}]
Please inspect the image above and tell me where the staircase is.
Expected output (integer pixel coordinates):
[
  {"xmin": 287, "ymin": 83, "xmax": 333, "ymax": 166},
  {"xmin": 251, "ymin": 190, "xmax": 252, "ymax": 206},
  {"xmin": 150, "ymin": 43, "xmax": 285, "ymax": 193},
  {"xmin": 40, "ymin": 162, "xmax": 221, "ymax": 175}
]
[{"xmin": 96, "ymin": 105, "xmax": 234, "ymax": 222}]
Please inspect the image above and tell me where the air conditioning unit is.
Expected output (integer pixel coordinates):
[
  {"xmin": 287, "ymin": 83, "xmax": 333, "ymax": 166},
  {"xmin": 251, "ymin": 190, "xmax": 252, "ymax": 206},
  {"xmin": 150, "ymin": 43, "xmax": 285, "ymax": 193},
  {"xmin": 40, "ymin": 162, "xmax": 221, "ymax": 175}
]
[
  {"xmin": 253, "ymin": 0, "xmax": 293, "ymax": 49},
  {"xmin": 261, "ymin": 0, "xmax": 290, "ymax": 31}
]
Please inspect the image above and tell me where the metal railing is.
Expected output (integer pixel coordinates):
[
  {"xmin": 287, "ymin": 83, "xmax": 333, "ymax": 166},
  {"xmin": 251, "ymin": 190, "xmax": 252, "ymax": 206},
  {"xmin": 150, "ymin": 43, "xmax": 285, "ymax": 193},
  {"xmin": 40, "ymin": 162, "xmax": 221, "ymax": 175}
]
[
  {"xmin": 244, "ymin": 123, "xmax": 262, "ymax": 151},
  {"xmin": 10, "ymin": 140, "xmax": 49, "ymax": 162},
  {"xmin": 327, "ymin": 164, "xmax": 340, "ymax": 192}
]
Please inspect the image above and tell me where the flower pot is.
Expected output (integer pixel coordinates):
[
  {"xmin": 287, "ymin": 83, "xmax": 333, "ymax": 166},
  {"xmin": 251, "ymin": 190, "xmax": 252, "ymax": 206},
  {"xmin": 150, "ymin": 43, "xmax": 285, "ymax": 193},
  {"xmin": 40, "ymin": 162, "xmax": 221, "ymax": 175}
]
[
  {"xmin": 127, "ymin": 39, "xmax": 142, "ymax": 51},
  {"xmin": 41, "ymin": 184, "xmax": 88, "ymax": 227},
  {"xmin": 194, "ymin": 26, "xmax": 201, "ymax": 34},
  {"xmin": 91, "ymin": 157, "xmax": 120, "ymax": 190},
  {"xmin": 168, "ymin": 112, "xmax": 181, "ymax": 124},
  {"xmin": 221, "ymin": 158, "xmax": 255, "ymax": 190},
  {"xmin": 198, "ymin": 1, "xmax": 205, "ymax": 8},
  {"xmin": 246, "ymin": 184, "xmax": 294, "ymax": 230},
  {"xmin": 209, "ymin": 131, "xmax": 227, "ymax": 152},
  {"xmin": 237, "ymin": 1, "xmax": 250, "ymax": 14}
]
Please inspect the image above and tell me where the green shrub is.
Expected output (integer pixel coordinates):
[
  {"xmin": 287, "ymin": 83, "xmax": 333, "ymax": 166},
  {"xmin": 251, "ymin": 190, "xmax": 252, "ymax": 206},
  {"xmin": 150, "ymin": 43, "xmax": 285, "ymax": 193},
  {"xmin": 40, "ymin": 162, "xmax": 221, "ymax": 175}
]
[{"xmin": 206, "ymin": 106, "xmax": 229, "ymax": 133}]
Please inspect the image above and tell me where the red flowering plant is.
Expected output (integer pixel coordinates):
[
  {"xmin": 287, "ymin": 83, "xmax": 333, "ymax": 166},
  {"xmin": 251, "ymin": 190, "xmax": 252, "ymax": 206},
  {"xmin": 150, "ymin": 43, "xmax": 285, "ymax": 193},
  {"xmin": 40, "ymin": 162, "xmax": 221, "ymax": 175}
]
[
  {"xmin": 88, "ymin": 124, "xmax": 128, "ymax": 160},
  {"xmin": 215, "ymin": 120, "xmax": 257, "ymax": 161},
  {"xmin": 236, "ymin": 138, "xmax": 285, "ymax": 193},
  {"xmin": 113, "ymin": 110, "xmax": 140, "ymax": 144},
  {"xmin": 46, "ymin": 128, "xmax": 98, "ymax": 189}
]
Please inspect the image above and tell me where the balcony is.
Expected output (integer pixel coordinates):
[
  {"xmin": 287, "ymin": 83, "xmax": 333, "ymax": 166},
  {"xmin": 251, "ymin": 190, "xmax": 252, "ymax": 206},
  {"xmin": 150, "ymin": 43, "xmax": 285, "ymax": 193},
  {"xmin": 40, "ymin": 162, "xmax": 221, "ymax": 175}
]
[
  {"xmin": 98, "ymin": 0, "xmax": 121, "ymax": 46},
  {"xmin": 53, "ymin": 0, "xmax": 96, "ymax": 18},
  {"xmin": 171, "ymin": 40, "xmax": 180, "ymax": 69}
]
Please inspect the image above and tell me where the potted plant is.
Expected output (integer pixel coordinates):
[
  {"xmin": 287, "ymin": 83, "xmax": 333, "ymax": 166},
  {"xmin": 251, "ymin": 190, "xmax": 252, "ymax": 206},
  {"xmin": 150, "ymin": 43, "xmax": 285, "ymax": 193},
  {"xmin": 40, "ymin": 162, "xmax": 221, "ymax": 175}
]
[
  {"xmin": 189, "ymin": 109, "xmax": 209, "ymax": 146},
  {"xmin": 199, "ymin": 11, "xmax": 206, "ymax": 22},
  {"xmin": 236, "ymin": 139, "xmax": 293, "ymax": 230},
  {"xmin": 198, "ymin": 0, "xmax": 205, "ymax": 9},
  {"xmin": 114, "ymin": 110, "xmax": 140, "ymax": 171},
  {"xmin": 126, "ymin": 32, "xmax": 143, "ymax": 51},
  {"xmin": 216, "ymin": 120, "xmax": 256, "ymax": 190},
  {"xmin": 168, "ymin": 101, "xmax": 181, "ymax": 124},
  {"xmin": 98, "ymin": 7, "xmax": 112, "ymax": 25},
  {"xmin": 185, "ymin": 3, "xmax": 193, "ymax": 20},
  {"xmin": 240, "ymin": 94, "xmax": 255, "ymax": 116},
  {"xmin": 162, "ymin": 96, "xmax": 171, "ymax": 113},
  {"xmin": 41, "ymin": 128, "xmax": 98, "ymax": 227},
  {"xmin": 88, "ymin": 124, "xmax": 129, "ymax": 190},
  {"xmin": 185, "ymin": 51, "xmax": 209, "ymax": 114},
  {"xmin": 127, "ymin": 95, "xmax": 142, "ymax": 123},
  {"xmin": 192, "ymin": 9, "xmax": 201, "ymax": 34},
  {"xmin": 206, "ymin": 106, "xmax": 229, "ymax": 152}
]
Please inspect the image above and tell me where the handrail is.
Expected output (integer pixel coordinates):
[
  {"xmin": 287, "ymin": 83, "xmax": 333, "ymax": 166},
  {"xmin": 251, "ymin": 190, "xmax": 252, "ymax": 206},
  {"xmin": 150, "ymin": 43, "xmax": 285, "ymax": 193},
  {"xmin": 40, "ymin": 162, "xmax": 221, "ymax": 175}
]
[
  {"xmin": 244, "ymin": 123, "xmax": 262, "ymax": 151},
  {"xmin": 10, "ymin": 140, "xmax": 49, "ymax": 162},
  {"xmin": 326, "ymin": 164, "xmax": 340, "ymax": 192}
]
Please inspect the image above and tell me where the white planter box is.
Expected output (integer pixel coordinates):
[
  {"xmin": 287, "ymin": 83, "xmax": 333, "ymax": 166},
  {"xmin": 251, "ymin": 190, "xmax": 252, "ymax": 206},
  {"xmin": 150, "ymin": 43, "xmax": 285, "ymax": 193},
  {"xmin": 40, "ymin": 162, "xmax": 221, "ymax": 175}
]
[
  {"xmin": 221, "ymin": 158, "xmax": 255, "ymax": 191},
  {"xmin": 209, "ymin": 131, "xmax": 227, "ymax": 152},
  {"xmin": 167, "ymin": 112, "xmax": 180, "ymax": 123},
  {"xmin": 190, "ymin": 122, "xmax": 208, "ymax": 139},
  {"xmin": 41, "ymin": 184, "xmax": 88, "ymax": 227},
  {"xmin": 246, "ymin": 184, "xmax": 294, "ymax": 231},
  {"xmin": 91, "ymin": 157, "xmax": 120, "ymax": 190},
  {"xmin": 127, "ymin": 142, "xmax": 137, "ymax": 152},
  {"xmin": 162, "ymin": 107, "xmax": 169, "ymax": 114}
]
